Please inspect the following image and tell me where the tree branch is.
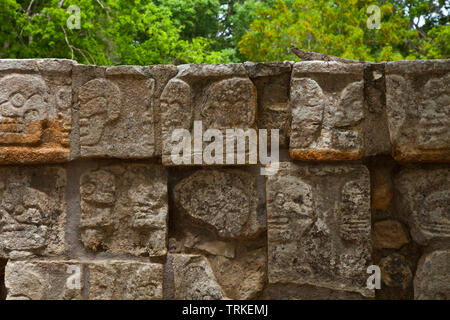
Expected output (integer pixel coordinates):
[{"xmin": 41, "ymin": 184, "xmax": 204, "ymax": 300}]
[{"xmin": 291, "ymin": 47, "xmax": 367, "ymax": 64}]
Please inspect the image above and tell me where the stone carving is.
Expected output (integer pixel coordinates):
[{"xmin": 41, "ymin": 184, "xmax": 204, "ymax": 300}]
[
  {"xmin": 160, "ymin": 64, "xmax": 257, "ymax": 165},
  {"xmin": 80, "ymin": 164, "xmax": 167, "ymax": 256},
  {"xmin": 0, "ymin": 166, "xmax": 66, "ymax": 259},
  {"xmin": 88, "ymin": 261, "xmax": 163, "ymax": 300},
  {"xmin": 386, "ymin": 60, "xmax": 450, "ymax": 161},
  {"xmin": 414, "ymin": 250, "xmax": 450, "ymax": 300},
  {"xmin": 173, "ymin": 169, "xmax": 262, "ymax": 239},
  {"xmin": 290, "ymin": 62, "xmax": 365, "ymax": 160},
  {"xmin": 0, "ymin": 59, "xmax": 72, "ymax": 164},
  {"xmin": 266, "ymin": 162, "xmax": 372, "ymax": 297},
  {"xmin": 245, "ymin": 62, "xmax": 292, "ymax": 149},
  {"xmin": 5, "ymin": 260, "xmax": 83, "ymax": 300},
  {"xmin": 76, "ymin": 66, "xmax": 156, "ymax": 158},
  {"xmin": 395, "ymin": 167, "xmax": 450, "ymax": 245},
  {"xmin": 170, "ymin": 254, "xmax": 226, "ymax": 300}
]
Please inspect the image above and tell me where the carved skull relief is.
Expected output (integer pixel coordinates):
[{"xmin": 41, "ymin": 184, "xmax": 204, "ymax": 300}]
[{"xmin": 0, "ymin": 74, "xmax": 49, "ymax": 145}]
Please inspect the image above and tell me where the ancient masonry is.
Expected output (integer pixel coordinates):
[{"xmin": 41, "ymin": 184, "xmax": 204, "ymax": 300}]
[{"xmin": 0, "ymin": 59, "xmax": 448, "ymax": 300}]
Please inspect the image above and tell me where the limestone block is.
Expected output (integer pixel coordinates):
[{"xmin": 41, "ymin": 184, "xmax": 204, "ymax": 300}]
[
  {"xmin": 173, "ymin": 169, "xmax": 262, "ymax": 239},
  {"xmin": 74, "ymin": 64, "xmax": 177, "ymax": 158},
  {"xmin": 0, "ymin": 166, "xmax": 66, "ymax": 259},
  {"xmin": 266, "ymin": 162, "xmax": 373, "ymax": 297},
  {"xmin": 0, "ymin": 59, "xmax": 73, "ymax": 164},
  {"xmin": 373, "ymin": 220, "xmax": 409, "ymax": 249},
  {"xmin": 5, "ymin": 260, "xmax": 83, "ymax": 300},
  {"xmin": 245, "ymin": 62, "xmax": 292, "ymax": 148},
  {"xmin": 414, "ymin": 250, "xmax": 450, "ymax": 300},
  {"xmin": 170, "ymin": 254, "xmax": 226, "ymax": 300},
  {"xmin": 88, "ymin": 260, "xmax": 163, "ymax": 300},
  {"xmin": 289, "ymin": 61, "xmax": 365, "ymax": 160},
  {"xmin": 395, "ymin": 167, "xmax": 450, "ymax": 245},
  {"xmin": 386, "ymin": 60, "xmax": 450, "ymax": 162},
  {"xmin": 80, "ymin": 163, "xmax": 167, "ymax": 256},
  {"xmin": 160, "ymin": 64, "xmax": 258, "ymax": 165}
]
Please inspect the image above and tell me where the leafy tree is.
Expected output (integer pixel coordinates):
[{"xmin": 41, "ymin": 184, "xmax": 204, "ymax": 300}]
[{"xmin": 238, "ymin": 0, "xmax": 449, "ymax": 62}]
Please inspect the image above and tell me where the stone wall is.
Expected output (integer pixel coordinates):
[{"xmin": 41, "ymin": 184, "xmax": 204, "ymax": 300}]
[{"xmin": 0, "ymin": 59, "xmax": 448, "ymax": 300}]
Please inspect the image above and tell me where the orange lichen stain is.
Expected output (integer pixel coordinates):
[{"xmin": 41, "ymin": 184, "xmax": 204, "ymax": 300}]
[
  {"xmin": 0, "ymin": 118, "xmax": 70, "ymax": 164},
  {"xmin": 289, "ymin": 148, "xmax": 363, "ymax": 161},
  {"xmin": 392, "ymin": 146, "xmax": 450, "ymax": 163}
]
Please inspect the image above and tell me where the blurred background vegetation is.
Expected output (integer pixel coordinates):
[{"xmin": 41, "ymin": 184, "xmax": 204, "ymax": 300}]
[{"xmin": 0, "ymin": 0, "xmax": 448, "ymax": 65}]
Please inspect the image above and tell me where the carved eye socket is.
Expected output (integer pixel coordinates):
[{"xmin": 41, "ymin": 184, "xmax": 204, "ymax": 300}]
[{"xmin": 11, "ymin": 93, "xmax": 26, "ymax": 108}]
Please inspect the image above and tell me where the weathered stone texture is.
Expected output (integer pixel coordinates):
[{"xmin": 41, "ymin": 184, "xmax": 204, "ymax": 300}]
[
  {"xmin": 289, "ymin": 62, "xmax": 365, "ymax": 160},
  {"xmin": 74, "ymin": 64, "xmax": 177, "ymax": 158},
  {"xmin": 0, "ymin": 59, "xmax": 73, "ymax": 164},
  {"xmin": 373, "ymin": 220, "xmax": 409, "ymax": 249},
  {"xmin": 414, "ymin": 250, "xmax": 450, "ymax": 300},
  {"xmin": 245, "ymin": 62, "xmax": 292, "ymax": 149},
  {"xmin": 88, "ymin": 260, "xmax": 163, "ymax": 300},
  {"xmin": 386, "ymin": 60, "xmax": 450, "ymax": 162},
  {"xmin": 4, "ymin": 260, "xmax": 163, "ymax": 300},
  {"xmin": 161, "ymin": 64, "xmax": 258, "ymax": 165},
  {"xmin": 170, "ymin": 254, "xmax": 226, "ymax": 300},
  {"xmin": 379, "ymin": 254, "xmax": 413, "ymax": 289},
  {"xmin": 80, "ymin": 163, "xmax": 168, "ymax": 256},
  {"xmin": 395, "ymin": 167, "xmax": 450, "ymax": 245},
  {"xmin": 0, "ymin": 166, "xmax": 66, "ymax": 259},
  {"xmin": 266, "ymin": 162, "xmax": 373, "ymax": 297},
  {"xmin": 5, "ymin": 260, "xmax": 83, "ymax": 300},
  {"xmin": 173, "ymin": 169, "xmax": 262, "ymax": 239}
]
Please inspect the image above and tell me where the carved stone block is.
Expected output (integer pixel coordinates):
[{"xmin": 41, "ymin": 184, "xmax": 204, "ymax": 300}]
[
  {"xmin": 395, "ymin": 167, "xmax": 450, "ymax": 245},
  {"xmin": 266, "ymin": 162, "xmax": 373, "ymax": 297},
  {"xmin": 173, "ymin": 169, "xmax": 262, "ymax": 239},
  {"xmin": 74, "ymin": 65, "xmax": 177, "ymax": 158},
  {"xmin": 386, "ymin": 60, "xmax": 450, "ymax": 162},
  {"xmin": 245, "ymin": 62, "xmax": 292, "ymax": 149},
  {"xmin": 5, "ymin": 260, "xmax": 83, "ymax": 300},
  {"xmin": 0, "ymin": 59, "xmax": 73, "ymax": 164},
  {"xmin": 170, "ymin": 254, "xmax": 226, "ymax": 299},
  {"xmin": 160, "ymin": 64, "xmax": 258, "ymax": 165},
  {"xmin": 414, "ymin": 250, "xmax": 450, "ymax": 300},
  {"xmin": 0, "ymin": 166, "xmax": 66, "ymax": 259},
  {"xmin": 88, "ymin": 260, "xmax": 163, "ymax": 300},
  {"xmin": 289, "ymin": 62, "xmax": 365, "ymax": 160},
  {"xmin": 80, "ymin": 163, "xmax": 167, "ymax": 256}
]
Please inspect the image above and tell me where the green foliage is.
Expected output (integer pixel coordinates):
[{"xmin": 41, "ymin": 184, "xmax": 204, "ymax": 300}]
[{"xmin": 0, "ymin": 0, "xmax": 448, "ymax": 64}]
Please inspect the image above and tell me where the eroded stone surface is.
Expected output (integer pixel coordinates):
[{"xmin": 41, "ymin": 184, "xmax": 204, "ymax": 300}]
[
  {"xmin": 161, "ymin": 64, "xmax": 257, "ymax": 165},
  {"xmin": 0, "ymin": 166, "xmax": 66, "ymax": 259},
  {"xmin": 379, "ymin": 254, "xmax": 412, "ymax": 289},
  {"xmin": 246, "ymin": 62, "xmax": 292, "ymax": 149},
  {"xmin": 75, "ymin": 65, "xmax": 176, "ymax": 158},
  {"xmin": 88, "ymin": 260, "xmax": 163, "ymax": 300},
  {"xmin": 0, "ymin": 59, "xmax": 72, "ymax": 164},
  {"xmin": 80, "ymin": 163, "xmax": 167, "ymax": 256},
  {"xmin": 173, "ymin": 169, "xmax": 262, "ymax": 239},
  {"xmin": 386, "ymin": 60, "xmax": 450, "ymax": 162},
  {"xmin": 414, "ymin": 250, "xmax": 450, "ymax": 300},
  {"xmin": 289, "ymin": 62, "xmax": 365, "ymax": 160},
  {"xmin": 395, "ymin": 167, "xmax": 450, "ymax": 245},
  {"xmin": 5, "ymin": 260, "xmax": 83, "ymax": 300},
  {"xmin": 266, "ymin": 162, "xmax": 372, "ymax": 297},
  {"xmin": 208, "ymin": 247, "xmax": 266, "ymax": 300},
  {"xmin": 170, "ymin": 254, "xmax": 226, "ymax": 299}
]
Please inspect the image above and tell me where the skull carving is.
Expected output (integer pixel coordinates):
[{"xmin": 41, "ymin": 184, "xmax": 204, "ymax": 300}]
[{"xmin": 0, "ymin": 74, "xmax": 48, "ymax": 145}]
